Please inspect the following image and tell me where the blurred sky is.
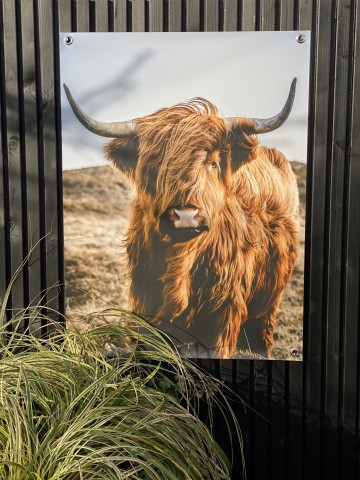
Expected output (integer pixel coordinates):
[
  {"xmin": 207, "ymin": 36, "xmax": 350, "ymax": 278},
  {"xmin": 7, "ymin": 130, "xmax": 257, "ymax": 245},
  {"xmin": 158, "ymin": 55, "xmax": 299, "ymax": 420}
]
[{"xmin": 60, "ymin": 32, "xmax": 311, "ymax": 170}]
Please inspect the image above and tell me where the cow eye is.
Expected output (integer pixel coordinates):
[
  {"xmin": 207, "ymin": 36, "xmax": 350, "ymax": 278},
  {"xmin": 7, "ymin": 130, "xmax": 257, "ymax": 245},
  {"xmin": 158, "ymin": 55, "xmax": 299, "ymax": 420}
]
[{"xmin": 201, "ymin": 159, "xmax": 219, "ymax": 170}]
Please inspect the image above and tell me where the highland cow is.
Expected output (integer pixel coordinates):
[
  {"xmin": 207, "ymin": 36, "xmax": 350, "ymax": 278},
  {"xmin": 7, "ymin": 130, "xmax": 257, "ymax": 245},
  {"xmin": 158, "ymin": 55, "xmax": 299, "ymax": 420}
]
[{"xmin": 64, "ymin": 79, "xmax": 299, "ymax": 359}]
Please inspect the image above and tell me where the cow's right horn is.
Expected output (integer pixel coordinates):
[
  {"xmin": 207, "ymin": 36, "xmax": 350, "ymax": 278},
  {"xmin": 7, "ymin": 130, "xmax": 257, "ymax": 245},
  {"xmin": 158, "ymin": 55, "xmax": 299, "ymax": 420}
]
[
  {"xmin": 226, "ymin": 77, "xmax": 297, "ymax": 134},
  {"xmin": 63, "ymin": 84, "xmax": 137, "ymax": 138}
]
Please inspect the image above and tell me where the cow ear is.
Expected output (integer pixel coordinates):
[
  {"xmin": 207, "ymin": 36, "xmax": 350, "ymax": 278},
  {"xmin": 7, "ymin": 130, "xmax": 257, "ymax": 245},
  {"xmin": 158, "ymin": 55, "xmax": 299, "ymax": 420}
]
[
  {"xmin": 229, "ymin": 120, "xmax": 259, "ymax": 172},
  {"xmin": 105, "ymin": 135, "xmax": 139, "ymax": 181}
]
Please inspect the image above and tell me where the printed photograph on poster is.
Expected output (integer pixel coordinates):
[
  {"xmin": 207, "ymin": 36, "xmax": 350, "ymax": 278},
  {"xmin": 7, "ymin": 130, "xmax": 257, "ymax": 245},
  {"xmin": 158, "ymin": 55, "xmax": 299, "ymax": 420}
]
[{"xmin": 60, "ymin": 32, "xmax": 310, "ymax": 360}]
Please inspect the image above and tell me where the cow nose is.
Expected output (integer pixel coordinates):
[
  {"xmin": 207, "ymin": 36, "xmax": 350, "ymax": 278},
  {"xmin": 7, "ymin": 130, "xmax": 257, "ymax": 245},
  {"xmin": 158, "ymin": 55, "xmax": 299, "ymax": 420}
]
[{"xmin": 174, "ymin": 208, "xmax": 199, "ymax": 228}]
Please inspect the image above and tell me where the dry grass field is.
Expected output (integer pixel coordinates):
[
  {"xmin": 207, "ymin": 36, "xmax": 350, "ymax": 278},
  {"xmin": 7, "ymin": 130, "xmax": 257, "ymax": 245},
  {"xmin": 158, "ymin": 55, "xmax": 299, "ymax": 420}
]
[{"xmin": 63, "ymin": 161, "xmax": 306, "ymax": 360}]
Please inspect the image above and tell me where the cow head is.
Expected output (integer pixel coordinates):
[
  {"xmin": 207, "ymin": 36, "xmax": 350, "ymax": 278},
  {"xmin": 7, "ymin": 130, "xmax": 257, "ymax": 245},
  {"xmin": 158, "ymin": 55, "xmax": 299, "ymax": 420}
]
[{"xmin": 64, "ymin": 79, "xmax": 296, "ymax": 243}]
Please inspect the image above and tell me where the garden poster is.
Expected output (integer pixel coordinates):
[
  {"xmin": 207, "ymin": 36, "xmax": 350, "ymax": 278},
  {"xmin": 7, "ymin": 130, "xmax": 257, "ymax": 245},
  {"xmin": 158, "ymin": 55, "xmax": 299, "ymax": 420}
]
[{"xmin": 60, "ymin": 32, "xmax": 310, "ymax": 360}]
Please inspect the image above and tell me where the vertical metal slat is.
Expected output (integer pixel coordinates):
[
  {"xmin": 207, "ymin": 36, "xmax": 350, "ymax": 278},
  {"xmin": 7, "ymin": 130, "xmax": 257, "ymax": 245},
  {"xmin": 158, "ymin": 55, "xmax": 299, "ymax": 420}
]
[
  {"xmin": 0, "ymin": 1, "xmax": 9, "ymax": 310},
  {"xmin": 278, "ymin": 0, "xmax": 295, "ymax": 31},
  {"xmin": 94, "ymin": 0, "xmax": 109, "ymax": 32},
  {"xmin": 113, "ymin": 0, "xmax": 127, "ymax": 32},
  {"xmin": 1, "ymin": 0, "xmax": 25, "ymax": 316},
  {"xmin": 258, "ymin": 0, "xmax": 276, "ymax": 31},
  {"xmin": 323, "ymin": 1, "xmax": 353, "ymax": 477},
  {"xmin": 186, "ymin": 0, "xmax": 200, "ymax": 31},
  {"xmin": 58, "ymin": 0, "xmax": 72, "ymax": 32},
  {"xmin": 131, "ymin": 0, "xmax": 146, "ymax": 32},
  {"xmin": 19, "ymin": 0, "xmax": 42, "ymax": 310},
  {"xmin": 167, "ymin": 0, "xmax": 182, "ymax": 31},
  {"xmin": 37, "ymin": 0, "xmax": 61, "ymax": 324},
  {"xmin": 288, "ymin": 5, "xmax": 313, "ymax": 478},
  {"xmin": 240, "ymin": 0, "xmax": 256, "ymax": 31},
  {"xmin": 148, "ymin": 0, "xmax": 163, "ymax": 31},
  {"xmin": 204, "ymin": 0, "xmax": 218, "ymax": 31},
  {"xmin": 76, "ymin": 0, "xmax": 90, "ymax": 31},
  {"xmin": 223, "ymin": 0, "xmax": 238, "ymax": 31},
  {"xmin": 303, "ymin": 0, "xmax": 332, "ymax": 476},
  {"xmin": 339, "ymin": 1, "xmax": 360, "ymax": 478}
]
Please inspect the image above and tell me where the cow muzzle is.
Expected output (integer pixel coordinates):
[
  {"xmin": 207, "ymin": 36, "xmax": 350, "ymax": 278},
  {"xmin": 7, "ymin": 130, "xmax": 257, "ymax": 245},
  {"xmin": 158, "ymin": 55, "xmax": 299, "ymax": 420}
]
[
  {"xmin": 160, "ymin": 205, "xmax": 209, "ymax": 242},
  {"xmin": 170, "ymin": 207, "xmax": 199, "ymax": 228}
]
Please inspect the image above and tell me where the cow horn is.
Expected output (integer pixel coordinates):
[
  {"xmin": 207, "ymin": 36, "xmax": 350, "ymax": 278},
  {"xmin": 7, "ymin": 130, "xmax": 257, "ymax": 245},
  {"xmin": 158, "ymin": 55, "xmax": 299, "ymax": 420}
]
[
  {"xmin": 63, "ymin": 84, "xmax": 137, "ymax": 138},
  {"xmin": 226, "ymin": 77, "xmax": 297, "ymax": 134}
]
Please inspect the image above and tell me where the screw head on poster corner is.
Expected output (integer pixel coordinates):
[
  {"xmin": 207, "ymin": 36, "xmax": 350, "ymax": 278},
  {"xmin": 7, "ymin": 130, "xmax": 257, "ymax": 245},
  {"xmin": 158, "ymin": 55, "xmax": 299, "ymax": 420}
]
[
  {"xmin": 64, "ymin": 35, "xmax": 73, "ymax": 46},
  {"xmin": 290, "ymin": 347, "xmax": 299, "ymax": 358},
  {"xmin": 296, "ymin": 34, "xmax": 306, "ymax": 44}
]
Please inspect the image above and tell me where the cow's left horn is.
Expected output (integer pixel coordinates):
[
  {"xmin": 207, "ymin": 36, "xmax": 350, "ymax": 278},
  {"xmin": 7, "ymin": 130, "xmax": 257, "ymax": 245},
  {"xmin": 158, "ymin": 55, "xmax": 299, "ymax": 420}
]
[
  {"xmin": 63, "ymin": 84, "xmax": 137, "ymax": 138},
  {"xmin": 226, "ymin": 77, "xmax": 297, "ymax": 134}
]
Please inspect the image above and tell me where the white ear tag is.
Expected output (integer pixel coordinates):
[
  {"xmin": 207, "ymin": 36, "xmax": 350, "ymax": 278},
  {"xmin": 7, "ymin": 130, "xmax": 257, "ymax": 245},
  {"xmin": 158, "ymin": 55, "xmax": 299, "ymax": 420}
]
[{"xmin": 174, "ymin": 209, "xmax": 199, "ymax": 228}]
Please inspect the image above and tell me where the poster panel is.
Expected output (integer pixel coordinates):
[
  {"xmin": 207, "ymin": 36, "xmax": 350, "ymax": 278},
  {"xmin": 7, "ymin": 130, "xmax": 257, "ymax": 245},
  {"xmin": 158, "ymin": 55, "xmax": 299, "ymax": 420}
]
[{"xmin": 60, "ymin": 32, "xmax": 310, "ymax": 360}]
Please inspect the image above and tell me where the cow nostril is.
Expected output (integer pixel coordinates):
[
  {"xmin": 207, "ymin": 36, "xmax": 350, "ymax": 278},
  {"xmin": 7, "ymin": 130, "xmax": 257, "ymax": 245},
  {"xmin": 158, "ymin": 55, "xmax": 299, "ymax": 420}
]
[{"xmin": 166, "ymin": 208, "xmax": 181, "ymax": 222}]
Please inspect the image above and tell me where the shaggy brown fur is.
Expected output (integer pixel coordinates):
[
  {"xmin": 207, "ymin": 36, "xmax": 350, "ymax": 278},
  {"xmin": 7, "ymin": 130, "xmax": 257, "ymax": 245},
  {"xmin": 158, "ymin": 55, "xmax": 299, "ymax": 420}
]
[{"xmin": 105, "ymin": 98, "xmax": 299, "ymax": 358}]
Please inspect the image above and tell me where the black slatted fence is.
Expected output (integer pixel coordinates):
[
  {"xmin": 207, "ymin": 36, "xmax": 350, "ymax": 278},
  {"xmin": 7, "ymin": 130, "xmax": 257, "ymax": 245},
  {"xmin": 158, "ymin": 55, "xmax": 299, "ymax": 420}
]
[{"xmin": 0, "ymin": 1, "xmax": 359, "ymax": 479}]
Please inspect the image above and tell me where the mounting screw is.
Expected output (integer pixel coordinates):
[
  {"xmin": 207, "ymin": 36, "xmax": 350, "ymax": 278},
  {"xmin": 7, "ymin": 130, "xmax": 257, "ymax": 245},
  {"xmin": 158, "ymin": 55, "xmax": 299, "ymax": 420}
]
[
  {"xmin": 296, "ymin": 34, "xmax": 306, "ymax": 44},
  {"xmin": 290, "ymin": 348, "xmax": 299, "ymax": 358},
  {"xmin": 64, "ymin": 35, "xmax": 73, "ymax": 45}
]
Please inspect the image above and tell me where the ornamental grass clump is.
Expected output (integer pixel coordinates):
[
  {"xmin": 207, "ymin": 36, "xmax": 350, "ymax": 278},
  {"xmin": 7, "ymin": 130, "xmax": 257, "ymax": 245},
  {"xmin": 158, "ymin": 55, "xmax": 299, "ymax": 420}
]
[{"xmin": 0, "ymin": 298, "xmax": 240, "ymax": 479}]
